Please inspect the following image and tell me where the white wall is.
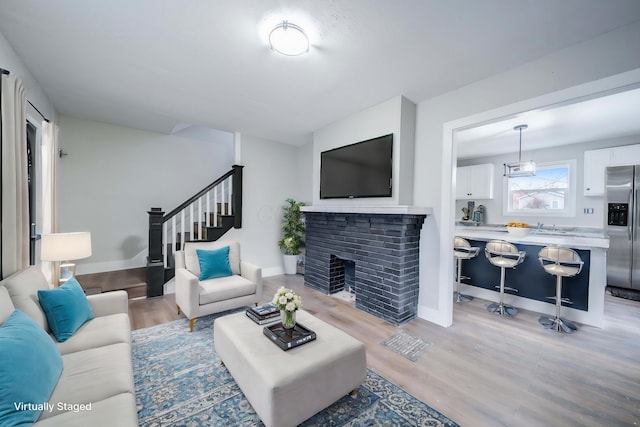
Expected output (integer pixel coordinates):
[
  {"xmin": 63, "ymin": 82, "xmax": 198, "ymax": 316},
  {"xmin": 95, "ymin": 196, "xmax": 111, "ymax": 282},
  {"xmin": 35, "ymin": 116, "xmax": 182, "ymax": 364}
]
[
  {"xmin": 296, "ymin": 141, "xmax": 314, "ymax": 202},
  {"xmin": 456, "ymin": 135, "xmax": 640, "ymax": 227},
  {"xmin": 57, "ymin": 115, "xmax": 234, "ymax": 273},
  {"xmin": 415, "ymin": 20, "xmax": 640, "ymax": 327},
  {"xmin": 224, "ymin": 135, "xmax": 303, "ymax": 276},
  {"xmin": 312, "ymin": 95, "xmax": 416, "ymax": 206},
  {"xmin": 399, "ymin": 98, "xmax": 417, "ymax": 205},
  {"xmin": 0, "ymin": 31, "xmax": 55, "ymax": 122}
]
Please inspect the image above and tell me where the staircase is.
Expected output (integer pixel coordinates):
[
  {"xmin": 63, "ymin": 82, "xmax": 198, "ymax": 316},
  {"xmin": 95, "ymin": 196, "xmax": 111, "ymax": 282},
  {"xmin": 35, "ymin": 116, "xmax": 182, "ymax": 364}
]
[
  {"xmin": 169, "ymin": 202, "xmax": 235, "ymax": 258},
  {"xmin": 146, "ymin": 165, "xmax": 243, "ymax": 296}
]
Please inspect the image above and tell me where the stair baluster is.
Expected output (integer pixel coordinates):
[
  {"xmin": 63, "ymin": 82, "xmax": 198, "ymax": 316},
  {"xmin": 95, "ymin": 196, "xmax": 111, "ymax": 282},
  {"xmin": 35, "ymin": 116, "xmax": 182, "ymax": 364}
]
[
  {"xmin": 198, "ymin": 197, "xmax": 203, "ymax": 241},
  {"xmin": 206, "ymin": 192, "xmax": 211, "ymax": 227},
  {"xmin": 227, "ymin": 175, "xmax": 233, "ymax": 216}
]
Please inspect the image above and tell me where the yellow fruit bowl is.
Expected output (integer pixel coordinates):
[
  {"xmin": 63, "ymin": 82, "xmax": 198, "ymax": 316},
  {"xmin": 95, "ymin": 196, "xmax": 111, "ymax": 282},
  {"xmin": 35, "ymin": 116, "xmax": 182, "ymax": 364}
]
[{"xmin": 506, "ymin": 226, "xmax": 530, "ymax": 236}]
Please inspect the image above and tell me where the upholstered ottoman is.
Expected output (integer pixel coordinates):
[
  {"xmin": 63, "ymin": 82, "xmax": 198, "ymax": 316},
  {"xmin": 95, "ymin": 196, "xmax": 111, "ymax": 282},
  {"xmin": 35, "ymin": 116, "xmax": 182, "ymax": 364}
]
[{"xmin": 214, "ymin": 310, "xmax": 367, "ymax": 427}]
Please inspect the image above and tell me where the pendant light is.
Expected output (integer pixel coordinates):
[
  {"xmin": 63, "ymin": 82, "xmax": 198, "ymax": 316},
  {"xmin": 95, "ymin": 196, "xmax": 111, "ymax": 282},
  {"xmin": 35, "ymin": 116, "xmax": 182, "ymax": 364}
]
[{"xmin": 503, "ymin": 124, "xmax": 536, "ymax": 177}]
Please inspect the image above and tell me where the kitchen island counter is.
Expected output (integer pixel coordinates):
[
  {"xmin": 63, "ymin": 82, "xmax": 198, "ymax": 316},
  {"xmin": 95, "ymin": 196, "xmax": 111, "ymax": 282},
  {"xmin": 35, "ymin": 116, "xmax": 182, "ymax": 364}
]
[
  {"xmin": 455, "ymin": 227, "xmax": 609, "ymax": 328},
  {"xmin": 455, "ymin": 227, "xmax": 609, "ymax": 250}
]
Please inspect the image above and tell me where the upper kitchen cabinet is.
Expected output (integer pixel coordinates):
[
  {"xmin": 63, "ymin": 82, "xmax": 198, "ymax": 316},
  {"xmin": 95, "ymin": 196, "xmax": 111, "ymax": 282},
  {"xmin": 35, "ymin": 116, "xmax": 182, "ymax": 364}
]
[
  {"xmin": 612, "ymin": 144, "xmax": 640, "ymax": 166},
  {"xmin": 584, "ymin": 148, "xmax": 612, "ymax": 196},
  {"xmin": 456, "ymin": 163, "xmax": 494, "ymax": 199},
  {"xmin": 584, "ymin": 144, "xmax": 640, "ymax": 196}
]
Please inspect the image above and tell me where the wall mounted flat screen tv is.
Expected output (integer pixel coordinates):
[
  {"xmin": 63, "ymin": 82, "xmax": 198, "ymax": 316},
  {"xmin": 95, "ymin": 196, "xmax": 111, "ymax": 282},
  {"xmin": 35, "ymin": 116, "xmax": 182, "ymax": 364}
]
[{"xmin": 320, "ymin": 133, "xmax": 393, "ymax": 199}]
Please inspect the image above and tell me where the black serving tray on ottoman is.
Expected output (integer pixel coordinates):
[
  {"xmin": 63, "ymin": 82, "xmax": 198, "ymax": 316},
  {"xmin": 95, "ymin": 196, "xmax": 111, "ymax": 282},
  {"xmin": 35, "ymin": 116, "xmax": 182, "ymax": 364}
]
[{"xmin": 263, "ymin": 322, "xmax": 316, "ymax": 351}]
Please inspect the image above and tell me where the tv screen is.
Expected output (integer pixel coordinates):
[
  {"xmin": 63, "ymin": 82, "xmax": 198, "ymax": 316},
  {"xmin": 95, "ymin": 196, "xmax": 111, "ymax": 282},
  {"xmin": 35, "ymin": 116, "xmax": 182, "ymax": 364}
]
[{"xmin": 320, "ymin": 134, "xmax": 393, "ymax": 199}]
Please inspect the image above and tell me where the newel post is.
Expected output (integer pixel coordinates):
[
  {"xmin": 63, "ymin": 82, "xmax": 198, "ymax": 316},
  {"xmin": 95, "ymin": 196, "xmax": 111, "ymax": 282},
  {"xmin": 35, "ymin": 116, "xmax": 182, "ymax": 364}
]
[
  {"xmin": 232, "ymin": 165, "xmax": 244, "ymax": 229},
  {"xmin": 146, "ymin": 208, "xmax": 165, "ymax": 298},
  {"xmin": 147, "ymin": 208, "xmax": 164, "ymax": 262}
]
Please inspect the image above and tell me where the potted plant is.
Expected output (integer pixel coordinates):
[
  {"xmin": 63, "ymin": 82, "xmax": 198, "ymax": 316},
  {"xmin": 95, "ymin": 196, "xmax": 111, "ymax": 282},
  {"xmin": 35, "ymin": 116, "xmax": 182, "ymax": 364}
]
[{"xmin": 278, "ymin": 198, "xmax": 306, "ymax": 275}]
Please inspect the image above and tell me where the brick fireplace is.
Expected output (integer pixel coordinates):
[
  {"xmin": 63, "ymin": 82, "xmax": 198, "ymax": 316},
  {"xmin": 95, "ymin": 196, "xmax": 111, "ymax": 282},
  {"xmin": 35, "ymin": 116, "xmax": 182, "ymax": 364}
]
[{"xmin": 301, "ymin": 206, "xmax": 429, "ymax": 325}]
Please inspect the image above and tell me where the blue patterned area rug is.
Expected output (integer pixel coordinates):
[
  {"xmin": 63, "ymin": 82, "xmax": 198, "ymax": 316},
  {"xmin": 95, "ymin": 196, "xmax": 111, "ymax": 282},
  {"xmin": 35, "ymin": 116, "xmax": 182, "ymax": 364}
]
[{"xmin": 133, "ymin": 311, "xmax": 459, "ymax": 427}]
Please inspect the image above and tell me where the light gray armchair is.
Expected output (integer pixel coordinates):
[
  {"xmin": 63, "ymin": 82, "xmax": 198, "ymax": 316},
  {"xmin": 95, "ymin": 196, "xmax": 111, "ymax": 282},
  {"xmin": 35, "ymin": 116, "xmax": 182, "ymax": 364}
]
[{"xmin": 175, "ymin": 240, "xmax": 262, "ymax": 331}]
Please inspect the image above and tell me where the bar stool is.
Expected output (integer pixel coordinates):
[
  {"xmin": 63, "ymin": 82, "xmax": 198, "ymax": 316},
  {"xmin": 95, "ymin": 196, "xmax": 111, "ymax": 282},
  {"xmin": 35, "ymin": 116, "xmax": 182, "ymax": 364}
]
[
  {"xmin": 538, "ymin": 246, "xmax": 583, "ymax": 333},
  {"xmin": 484, "ymin": 240, "xmax": 525, "ymax": 316},
  {"xmin": 453, "ymin": 237, "xmax": 480, "ymax": 302}
]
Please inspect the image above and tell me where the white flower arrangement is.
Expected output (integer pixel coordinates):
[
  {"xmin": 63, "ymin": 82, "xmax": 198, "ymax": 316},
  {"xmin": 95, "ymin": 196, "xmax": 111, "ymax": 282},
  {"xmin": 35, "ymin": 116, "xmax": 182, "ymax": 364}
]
[{"xmin": 272, "ymin": 286, "xmax": 302, "ymax": 313}]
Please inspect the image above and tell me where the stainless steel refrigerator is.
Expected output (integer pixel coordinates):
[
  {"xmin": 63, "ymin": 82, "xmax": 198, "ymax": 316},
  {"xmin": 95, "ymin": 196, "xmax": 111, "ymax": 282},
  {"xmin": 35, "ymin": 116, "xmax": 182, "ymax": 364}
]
[{"xmin": 606, "ymin": 165, "xmax": 640, "ymax": 290}]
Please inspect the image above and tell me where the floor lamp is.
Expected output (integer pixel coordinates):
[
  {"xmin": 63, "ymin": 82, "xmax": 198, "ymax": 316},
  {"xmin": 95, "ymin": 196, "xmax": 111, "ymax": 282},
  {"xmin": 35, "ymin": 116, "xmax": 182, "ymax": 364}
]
[{"xmin": 41, "ymin": 232, "xmax": 92, "ymax": 285}]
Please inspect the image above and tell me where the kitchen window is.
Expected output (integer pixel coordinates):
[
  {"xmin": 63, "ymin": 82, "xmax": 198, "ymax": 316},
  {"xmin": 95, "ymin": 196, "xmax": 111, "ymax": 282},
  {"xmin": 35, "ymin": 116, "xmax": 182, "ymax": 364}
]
[{"xmin": 503, "ymin": 159, "xmax": 576, "ymax": 217}]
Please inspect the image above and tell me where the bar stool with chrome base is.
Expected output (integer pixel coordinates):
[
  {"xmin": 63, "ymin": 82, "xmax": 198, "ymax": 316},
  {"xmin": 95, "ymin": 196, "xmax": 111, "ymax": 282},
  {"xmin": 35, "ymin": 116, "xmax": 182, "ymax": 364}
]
[
  {"xmin": 453, "ymin": 237, "xmax": 480, "ymax": 302},
  {"xmin": 538, "ymin": 246, "xmax": 583, "ymax": 333},
  {"xmin": 484, "ymin": 240, "xmax": 526, "ymax": 316}
]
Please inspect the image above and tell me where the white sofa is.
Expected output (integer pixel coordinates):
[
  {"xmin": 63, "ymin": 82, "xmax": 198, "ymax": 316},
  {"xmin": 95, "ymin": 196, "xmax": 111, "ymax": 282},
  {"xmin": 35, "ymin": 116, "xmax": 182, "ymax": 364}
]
[
  {"xmin": 0, "ymin": 266, "xmax": 138, "ymax": 427},
  {"xmin": 175, "ymin": 240, "xmax": 262, "ymax": 332}
]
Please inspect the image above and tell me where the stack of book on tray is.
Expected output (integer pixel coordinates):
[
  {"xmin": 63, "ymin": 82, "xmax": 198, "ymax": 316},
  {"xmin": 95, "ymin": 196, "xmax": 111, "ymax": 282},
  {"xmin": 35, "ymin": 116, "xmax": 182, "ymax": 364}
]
[{"xmin": 246, "ymin": 302, "xmax": 280, "ymax": 325}]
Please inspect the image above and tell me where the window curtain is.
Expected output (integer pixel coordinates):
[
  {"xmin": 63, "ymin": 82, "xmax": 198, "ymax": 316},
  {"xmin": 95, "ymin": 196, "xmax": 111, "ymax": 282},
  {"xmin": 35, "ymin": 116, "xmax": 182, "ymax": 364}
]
[
  {"xmin": 41, "ymin": 121, "xmax": 59, "ymax": 284},
  {"xmin": 0, "ymin": 73, "xmax": 29, "ymax": 278}
]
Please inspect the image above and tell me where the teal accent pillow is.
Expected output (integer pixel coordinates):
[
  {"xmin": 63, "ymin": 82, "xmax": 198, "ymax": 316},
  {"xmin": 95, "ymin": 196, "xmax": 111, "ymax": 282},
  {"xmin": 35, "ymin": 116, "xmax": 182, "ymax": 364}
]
[
  {"xmin": 196, "ymin": 246, "xmax": 233, "ymax": 280},
  {"xmin": 38, "ymin": 277, "xmax": 94, "ymax": 342},
  {"xmin": 0, "ymin": 310, "xmax": 63, "ymax": 426}
]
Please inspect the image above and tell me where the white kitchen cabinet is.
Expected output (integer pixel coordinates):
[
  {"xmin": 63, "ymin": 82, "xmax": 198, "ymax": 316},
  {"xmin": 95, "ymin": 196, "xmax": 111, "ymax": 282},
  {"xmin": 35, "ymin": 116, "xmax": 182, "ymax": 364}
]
[
  {"xmin": 456, "ymin": 163, "xmax": 494, "ymax": 200},
  {"xmin": 612, "ymin": 145, "xmax": 640, "ymax": 166},
  {"xmin": 584, "ymin": 148, "xmax": 612, "ymax": 196}
]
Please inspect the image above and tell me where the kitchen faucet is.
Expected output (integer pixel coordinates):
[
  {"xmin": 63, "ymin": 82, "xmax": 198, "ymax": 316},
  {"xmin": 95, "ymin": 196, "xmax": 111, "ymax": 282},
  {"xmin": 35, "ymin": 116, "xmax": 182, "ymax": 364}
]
[{"xmin": 536, "ymin": 222, "xmax": 544, "ymax": 230}]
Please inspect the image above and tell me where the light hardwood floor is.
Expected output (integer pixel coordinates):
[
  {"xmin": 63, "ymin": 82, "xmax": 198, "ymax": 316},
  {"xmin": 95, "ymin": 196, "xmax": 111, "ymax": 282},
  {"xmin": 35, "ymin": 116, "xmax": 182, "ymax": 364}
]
[{"xmin": 129, "ymin": 275, "xmax": 640, "ymax": 427}]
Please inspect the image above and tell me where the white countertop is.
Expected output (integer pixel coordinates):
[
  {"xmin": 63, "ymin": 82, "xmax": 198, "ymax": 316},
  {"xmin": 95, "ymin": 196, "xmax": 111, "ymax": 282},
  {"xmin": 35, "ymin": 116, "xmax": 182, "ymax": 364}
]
[
  {"xmin": 301, "ymin": 205, "xmax": 433, "ymax": 215},
  {"xmin": 455, "ymin": 227, "xmax": 609, "ymax": 249}
]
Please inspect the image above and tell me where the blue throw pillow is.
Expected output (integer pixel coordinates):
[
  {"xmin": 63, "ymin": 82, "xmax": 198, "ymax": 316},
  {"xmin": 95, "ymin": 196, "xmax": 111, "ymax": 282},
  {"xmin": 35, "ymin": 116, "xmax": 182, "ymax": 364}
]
[
  {"xmin": 0, "ymin": 310, "xmax": 63, "ymax": 426},
  {"xmin": 196, "ymin": 246, "xmax": 233, "ymax": 280},
  {"xmin": 38, "ymin": 277, "xmax": 94, "ymax": 342}
]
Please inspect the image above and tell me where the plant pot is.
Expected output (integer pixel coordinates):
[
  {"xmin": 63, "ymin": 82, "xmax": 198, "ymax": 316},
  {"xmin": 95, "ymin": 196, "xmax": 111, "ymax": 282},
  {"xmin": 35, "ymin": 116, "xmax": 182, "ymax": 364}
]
[{"xmin": 283, "ymin": 254, "xmax": 298, "ymax": 275}]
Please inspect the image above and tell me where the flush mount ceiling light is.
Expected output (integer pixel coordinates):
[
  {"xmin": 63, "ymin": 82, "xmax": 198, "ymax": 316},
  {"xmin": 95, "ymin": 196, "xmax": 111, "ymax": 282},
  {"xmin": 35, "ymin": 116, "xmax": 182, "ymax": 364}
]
[
  {"xmin": 504, "ymin": 124, "xmax": 536, "ymax": 177},
  {"xmin": 269, "ymin": 20, "xmax": 309, "ymax": 56}
]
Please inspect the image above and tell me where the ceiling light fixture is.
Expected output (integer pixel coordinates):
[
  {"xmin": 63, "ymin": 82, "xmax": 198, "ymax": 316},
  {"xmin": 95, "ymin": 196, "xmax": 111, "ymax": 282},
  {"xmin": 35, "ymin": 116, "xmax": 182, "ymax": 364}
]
[
  {"xmin": 269, "ymin": 20, "xmax": 309, "ymax": 56},
  {"xmin": 504, "ymin": 124, "xmax": 536, "ymax": 177}
]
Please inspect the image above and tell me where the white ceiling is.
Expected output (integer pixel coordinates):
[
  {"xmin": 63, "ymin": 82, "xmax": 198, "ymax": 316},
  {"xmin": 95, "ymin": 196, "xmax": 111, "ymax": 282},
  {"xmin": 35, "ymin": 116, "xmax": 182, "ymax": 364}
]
[
  {"xmin": 455, "ymin": 86, "xmax": 640, "ymax": 159},
  {"xmin": 1, "ymin": 1, "xmax": 640, "ymax": 146}
]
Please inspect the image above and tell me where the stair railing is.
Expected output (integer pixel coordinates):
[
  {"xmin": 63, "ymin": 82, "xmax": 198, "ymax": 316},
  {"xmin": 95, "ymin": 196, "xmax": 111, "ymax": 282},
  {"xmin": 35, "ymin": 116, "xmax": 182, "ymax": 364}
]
[{"xmin": 148, "ymin": 165, "xmax": 243, "ymax": 270}]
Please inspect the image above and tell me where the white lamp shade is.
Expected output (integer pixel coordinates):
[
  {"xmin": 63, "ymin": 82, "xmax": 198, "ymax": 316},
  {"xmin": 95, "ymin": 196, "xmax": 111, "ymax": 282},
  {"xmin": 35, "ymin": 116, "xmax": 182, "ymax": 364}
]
[{"xmin": 41, "ymin": 232, "xmax": 92, "ymax": 261}]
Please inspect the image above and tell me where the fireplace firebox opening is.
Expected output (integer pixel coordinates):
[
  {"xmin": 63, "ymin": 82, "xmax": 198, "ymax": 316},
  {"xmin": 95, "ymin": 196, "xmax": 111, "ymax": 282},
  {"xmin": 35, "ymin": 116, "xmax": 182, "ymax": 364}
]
[{"xmin": 329, "ymin": 255, "xmax": 356, "ymax": 302}]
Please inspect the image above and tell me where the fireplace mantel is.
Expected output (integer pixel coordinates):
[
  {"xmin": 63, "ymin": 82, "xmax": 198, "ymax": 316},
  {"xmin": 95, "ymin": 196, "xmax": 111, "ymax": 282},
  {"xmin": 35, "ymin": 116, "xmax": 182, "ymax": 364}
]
[{"xmin": 300, "ymin": 205, "xmax": 433, "ymax": 215}]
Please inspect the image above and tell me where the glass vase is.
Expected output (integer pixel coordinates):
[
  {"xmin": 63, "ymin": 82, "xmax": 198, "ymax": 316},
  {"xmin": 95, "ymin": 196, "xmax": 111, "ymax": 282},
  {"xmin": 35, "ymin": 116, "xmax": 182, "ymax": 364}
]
[{"xmin": 281, "ymin": 309, "xmax": 296, "ymax": 329}]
